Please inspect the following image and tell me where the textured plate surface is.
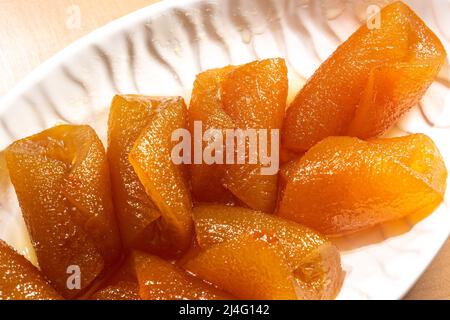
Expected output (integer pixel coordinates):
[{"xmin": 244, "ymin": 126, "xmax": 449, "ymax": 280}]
[{"xmin": 0, "ymin": 0, "xmax": 449, "ymax": 300}]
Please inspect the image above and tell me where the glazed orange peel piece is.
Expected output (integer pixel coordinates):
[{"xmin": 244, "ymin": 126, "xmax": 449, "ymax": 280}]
[
  {"xmin": 185, "ymin": 235, "xmax": 297, "ymax": 300},
  {"xmin": 221, "ymin": 59, "xmax": 288, "ymax": 213},
  {"xmin": 108, "ymin": 95, "xmax": 194, "ymax": 258},
  {"xmin": 129, "ymin": 97, "xmax": 193, "ymax": 258},
  {"xmin": 283, "ymin": 1, "xmax": 447, "ymax": 152},
  {"xmin": 0, "ymin": 240, "xmax": 62, "ymax": 300},
  {"xmin": 107, "ymin": 95, "xmax": 165, "ymax": 252},
  {"xmin": 277, "ymin": 134, "xmax": 448, "ymax": 236},
  {"xmin": 189, "ymin": 66, "xmax": 237, "ymax": 204},
  {"xmin": 134, "ymin": 251, "xmax": 233, "ymax": 300},
  {"xmin": 5, "ymin": 125, "xmax": 121, "ymax": 298},
  {"xmin": 91, "ymin": 251, "xmax": 233, "ymax": 300},
  {"xmin": 186, "ymin": 204, "xmax": 343, "ymax": 300},
  {"xmin": 109, "ymin": 95, "xmax": 195, "ymax": 259},
  {"xmin": 189, "ymin": 59, "xmax": 288, "ymax": 213},
  {"xmin": 90, "ymin": 252, "xmax": 141, "ymax": 300}
]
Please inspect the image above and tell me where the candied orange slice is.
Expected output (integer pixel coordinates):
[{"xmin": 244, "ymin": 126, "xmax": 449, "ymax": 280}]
[
  {"xmin": 189, "ymin": 66, "xmax": 236, "ymax": 125},
  {"xmin": 189, "ymin": 67, "xmax": 236, "ymax": 203},
  {"xmin": 277, "ymin": 134, "xmax": 448, "ymax": 236},
  {"xmin": 192, "ymin": 204, "xmax": 342, "ymax": 299},
  {"xmin": 108, "ymin": 95, "xmax": 168, "ymax": 251},
  {"xmin": 129, "ymin": 98, "xmax": 193, "ymax": 258},
  {"xmin": 5, "ymin": 124, "xmax": 121, "ymax": 297},
  {"xmin": 90, "ymin": 254, "xmax": 140, "ymax": 300},
  {"xmin": 91, "ymin": 281, "xmax": 140, "ymax": 300},
  {"xmin": 0, "ymin": 240, "xmax": 62, "ymax": 300},
  {"xmin": 133, "ymin": 251, "xmax": 233, "ymax": 300},
  {"xmin": 283, "ymin": 2, "xmax": 446, "ymax": 152},
  {"xmin": 280, "ymin": 146, "xmax": 301, "ymax": 165},
  {"xmin": 188, "ymin": 59, "xmax": 287, "ymax": 212},
  {"xmin": 347, "ymin": 62, "xmax": 445, "ymax": 138},
  {"xmin": 222, "ymin": 58, "xmax": 288, "ymax": 213},
  {"xmin": 184, "ymin": 235, "xmax": 297, "ymax": 300},
  {"xmin": 92, "ymin": 250, "xmax": 232, "ymax": 300},
  {"xmin": 221, "ymin": 58, "xmax": 287, "ymax": 130}
]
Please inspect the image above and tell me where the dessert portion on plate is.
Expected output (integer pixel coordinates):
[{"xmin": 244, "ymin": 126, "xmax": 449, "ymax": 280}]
[
  {"xmin": 0, "ymin": 1, "xmax": 447, "ymax": 300},
  {"xmin": 283, "ymin": 1, "xmax": 447, "ymax": 152}
]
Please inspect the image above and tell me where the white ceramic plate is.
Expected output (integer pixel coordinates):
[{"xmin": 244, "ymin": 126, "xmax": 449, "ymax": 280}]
[{"xmin": 0, "ymin": 0, "xmax": 449, "ymax": 300}]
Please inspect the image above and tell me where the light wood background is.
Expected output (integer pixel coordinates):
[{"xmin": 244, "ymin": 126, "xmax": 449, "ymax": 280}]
[{"xmin": 0, "ymin": 0, "xmax": 448, "ymax": 300}]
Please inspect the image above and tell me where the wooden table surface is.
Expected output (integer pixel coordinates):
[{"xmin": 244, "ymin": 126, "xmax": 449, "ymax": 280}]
[{"xmin": 0, "ymin": 0, "xmax": 449, "ymax": 300}]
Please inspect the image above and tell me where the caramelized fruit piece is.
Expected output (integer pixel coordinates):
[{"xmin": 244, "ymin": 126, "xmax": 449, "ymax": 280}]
[
  {"xmin": 185, "ymin": 236, "xmax": 297, "ymax": 300},
  {"xmin": 370, "ymin": 135, "xmax": 447, "ymax": 195},
  {"xmin": 129, "ymin": 99, "xmax": 193, "ymax": 258},
  {"xmin": 189, "ymin": 67, "xmax": 236, "ymax": 203},
  {"xmin": 280, "ymin": 147, "xmax": 301, "ymax": 165},
  {"xmin": 189, "ymin": 59, "xmax": 287, "ymax": 212},
  {"xmin": 0, "ymin": 240, "xmax": 62, "ymax": 300},
  {"xmin": 283, "ymin": 2, "xmax": 446, "ymax": 152},
  {"xmin": 347, "ymin": 62, "xmax": 445, "ymax": 138},
  {"xmin": 92, "ymin": 250, "xmax": 232, "ymax": 300},
  {"xmin": 176, "ymin": 238, "xmax": 203, "ymax": 267},
  {"xmin": 222, "ymin": 58, "xmax": 288, "ymax": 213},
  {"xmin": 134, "ymin": 251, "xmax": 233, "ymax": 300},
  {"xmin": 192, "ymin": 204, "xmax": 342, "ymax": 299},
  {"xmin": 277, "ymin": 134, "xmax": 447, "ymax": 236},
  {"xmin": 221, "ymin": 58, "xmax": 287, "ymax": 130},
  {"xmin": 91, "ymin": 256, "xmax": 140, "ymax": 300},
  {"xmin": 5, "ymin": 125, "xmax": 121, "ymax": 297},
  {"xmin": 108, "ymin": 95, "xmax": 168, "ymax": 251},
  {"xmin": 224, "ymin": 162, "xmax": 279, "ymax": 213},
  {"xmin": 91, "ymin": 281, "xmax": 140, "ymax": 300}
]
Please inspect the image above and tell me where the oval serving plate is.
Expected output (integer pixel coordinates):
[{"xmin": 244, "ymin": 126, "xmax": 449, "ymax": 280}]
[{"xmin": 0, "ymin": 0, "xmax": 449, "ymax": 300}]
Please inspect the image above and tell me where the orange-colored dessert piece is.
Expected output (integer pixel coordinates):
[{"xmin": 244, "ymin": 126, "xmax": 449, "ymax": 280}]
[
  {"xmin": 221, "ymin": 59, "xmax": 287, "ymax": 130},
  {"xmin": 133, "ymin": 251, "xmax": 233, "ymax": 300},
  {"xmin": 184, "ymin": 236, "xmax": 297, "ymax": 300},
  {"xmin": 108, "ymin": 95, "xmax": 168, "ymax": 251},
  {"xmin": 192, "ymin": 204, "xmax": 342, "ymax": 299},
  {"xmin": 222, "ymin": 58, "xmax": 288, "ymax": 213},
  {"xmin": 129, "ymin": 98, "xmax": 193, "ymax": 258},
  {"xmin": 280, "ymin": 146, "xmax": 301, "ymax": 166},
  {"xmin": 347, "ymin": 62, "xmax": 445, "ymax": 139},
  {"xmin": 0, "ymin": 240, "xmax": 62, "ymax": 300},
  {"xmin": 277, "ymin": 134, "xmax": 448, "ymax": 236},
  {"xmin": 5, "ymin": 125, "xmax": 121, "ymax": 297},
  {"xmin": 92, "ymin": 250, "xmax": 233, "ymax": 300},
  {"xmin": 90, "ymin": 255, "xmax": 140, "ymax": 300},
  {"xmin": 189, "ymin": 59, "xmax": 287, "ymax": 212},
  {"xmin": 283, "ymin": 1, "xmax": 447, "ymax": 152},
  {"xmin": 91, "ymin": 282, "xmax": 140, "ymax": 300},
  {"xmin": 176, "ymin": 238, "xmax": 203, "ymax": 267},
  {"xmin": 189, "ymin": 67, "xmax": 237, "ymax": 204}
]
